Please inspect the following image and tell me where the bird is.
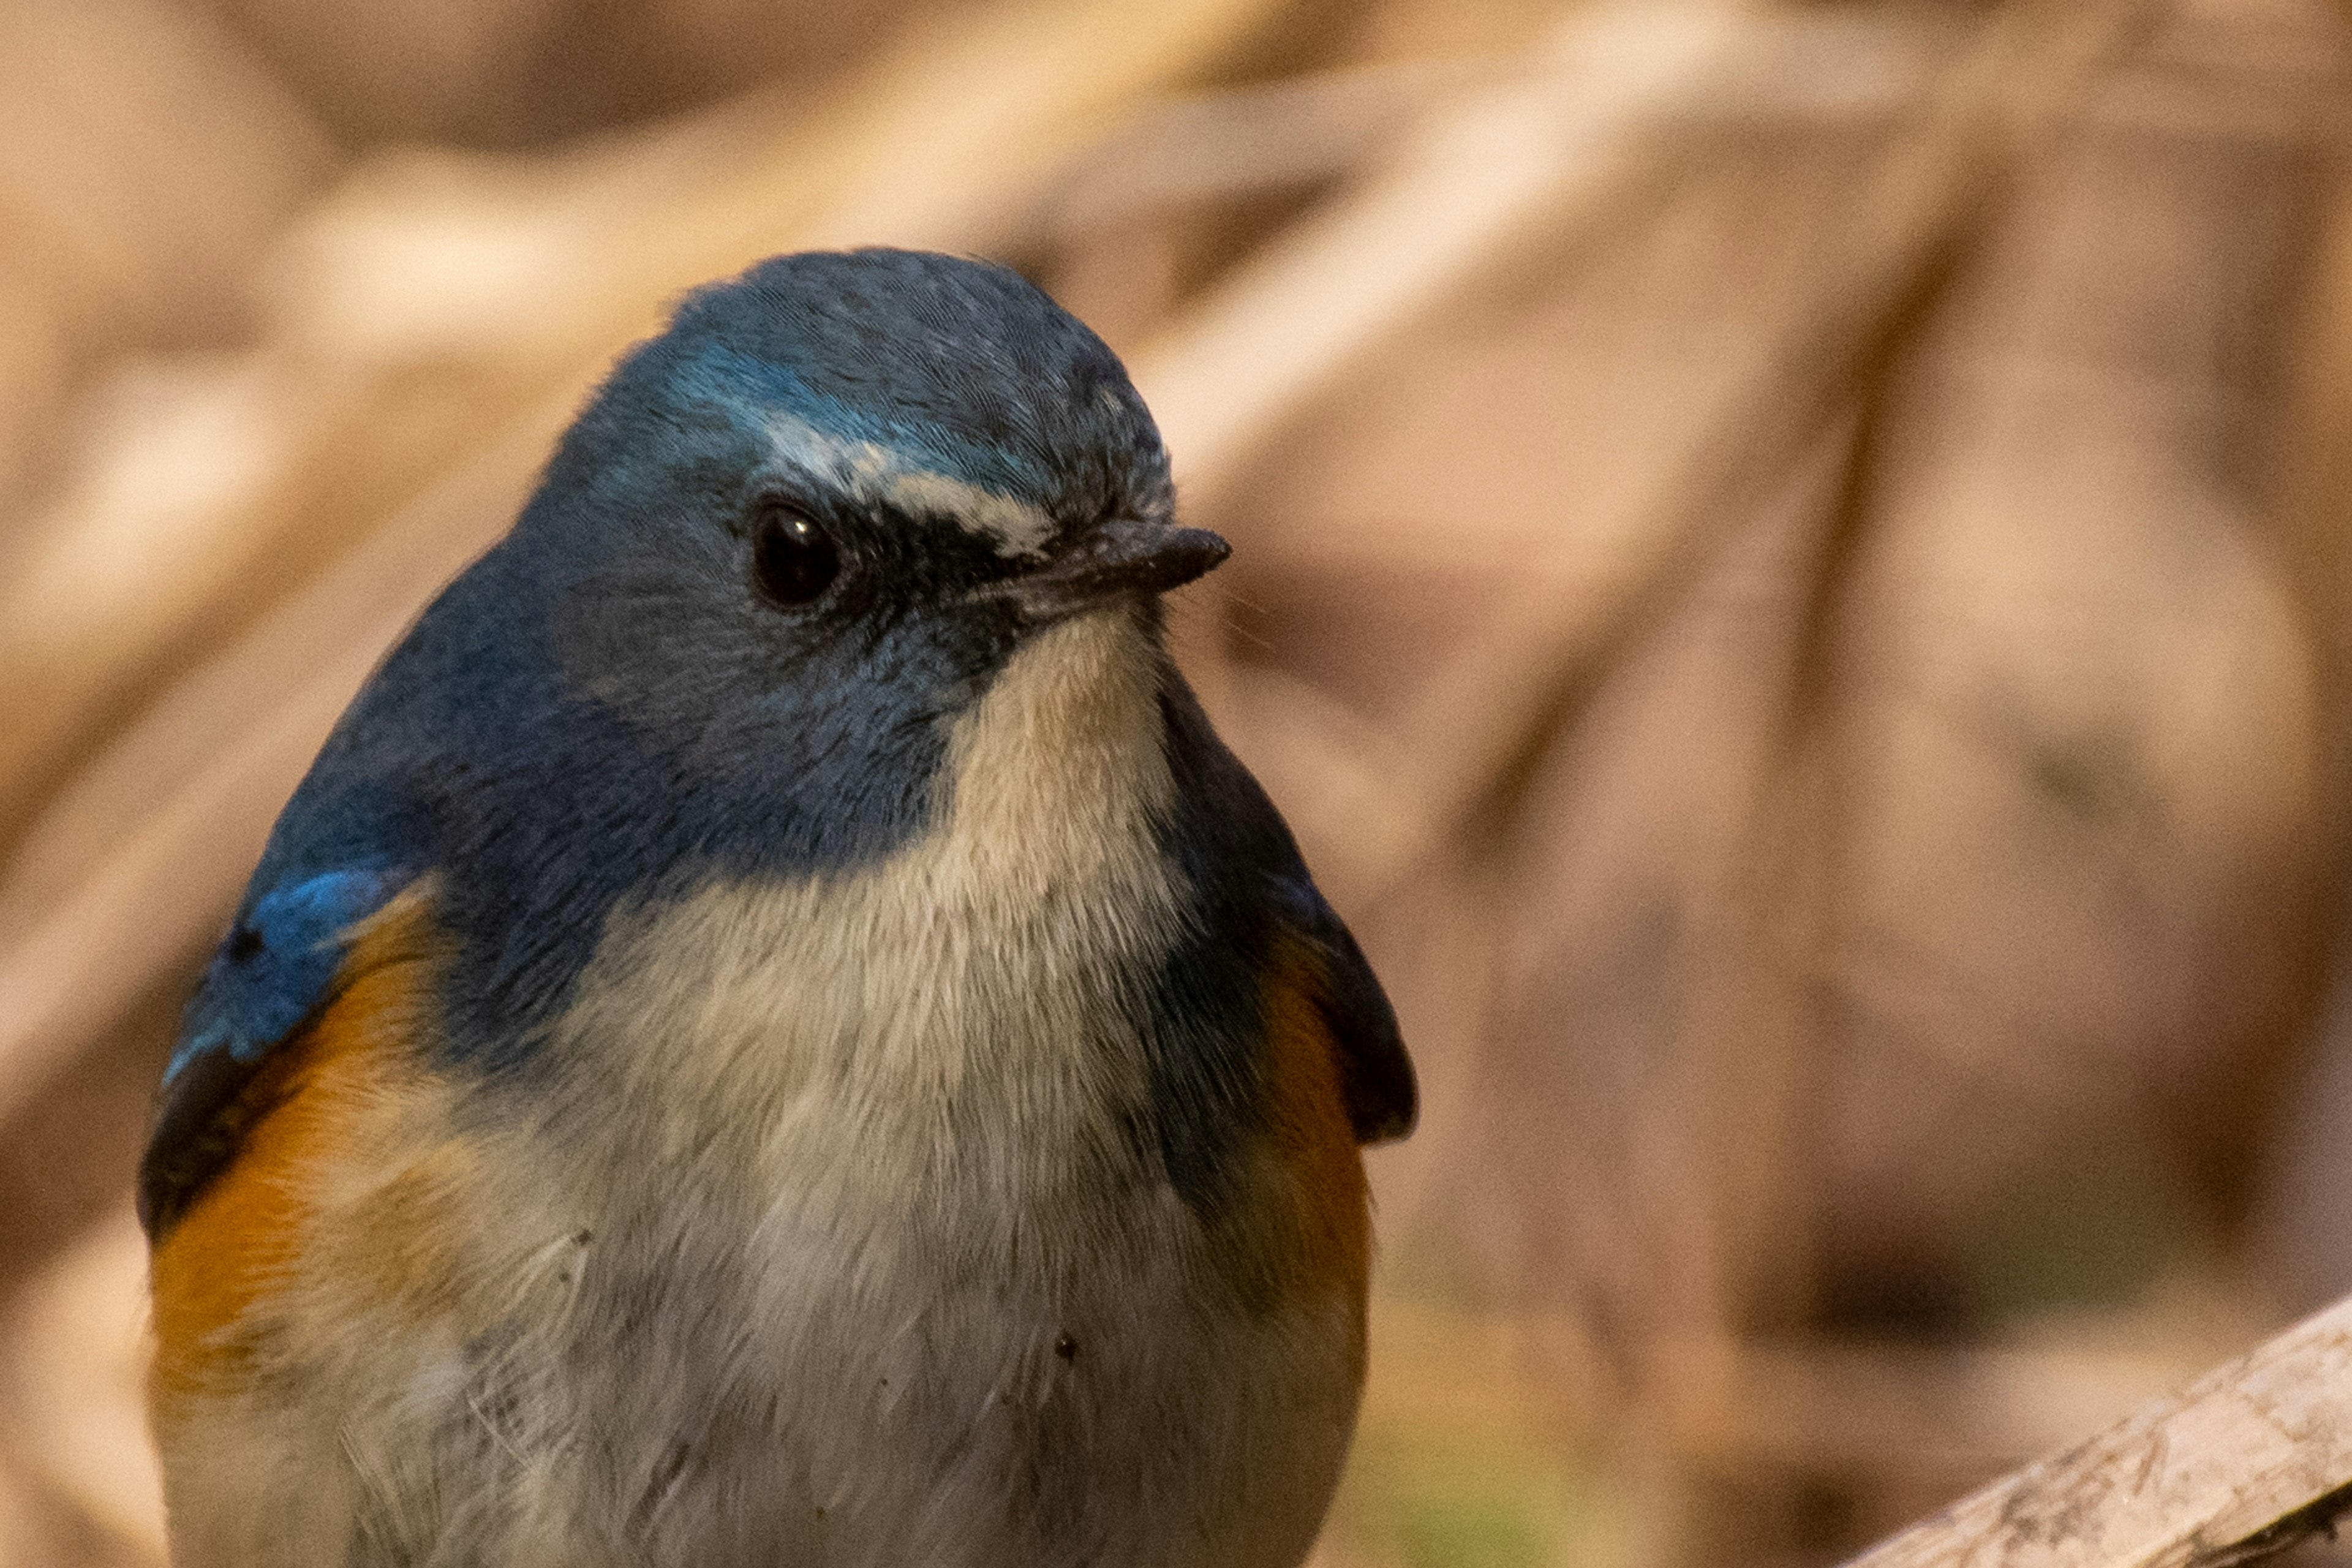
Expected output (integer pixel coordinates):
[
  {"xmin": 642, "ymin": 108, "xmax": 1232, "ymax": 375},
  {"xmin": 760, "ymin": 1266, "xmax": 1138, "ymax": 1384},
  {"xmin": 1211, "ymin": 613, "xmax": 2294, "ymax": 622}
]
[{"xmin": 137, "ymin": 247, "xmax": 1416, "ymax": 1568}]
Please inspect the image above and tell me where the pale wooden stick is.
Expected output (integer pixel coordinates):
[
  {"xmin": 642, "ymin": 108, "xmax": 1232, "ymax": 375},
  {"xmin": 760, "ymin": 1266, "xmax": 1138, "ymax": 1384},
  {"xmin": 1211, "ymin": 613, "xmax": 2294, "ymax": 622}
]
[{"xmin": 1843, "ymin": 1293, "xmax": 2352, "ymax": 1568}]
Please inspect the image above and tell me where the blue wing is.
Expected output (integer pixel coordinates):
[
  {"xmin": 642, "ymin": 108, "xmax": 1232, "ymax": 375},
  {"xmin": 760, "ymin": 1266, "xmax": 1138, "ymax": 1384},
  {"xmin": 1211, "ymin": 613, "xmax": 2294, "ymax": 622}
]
[
  {"xmin": 1158, "ymin": 683, "xmax": 1416, "ymax": 1152},
  {"xmin": 137, "ymin": 865, "xmax": 411, "ymax": 1237}
]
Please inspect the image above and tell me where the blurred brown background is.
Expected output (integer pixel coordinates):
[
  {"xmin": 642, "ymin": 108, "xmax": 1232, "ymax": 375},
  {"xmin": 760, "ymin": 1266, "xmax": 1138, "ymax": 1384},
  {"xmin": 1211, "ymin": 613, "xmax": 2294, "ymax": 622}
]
[{"xmin": 12, "ymin": 0, "xmax": 2352, "ymax": 1562}]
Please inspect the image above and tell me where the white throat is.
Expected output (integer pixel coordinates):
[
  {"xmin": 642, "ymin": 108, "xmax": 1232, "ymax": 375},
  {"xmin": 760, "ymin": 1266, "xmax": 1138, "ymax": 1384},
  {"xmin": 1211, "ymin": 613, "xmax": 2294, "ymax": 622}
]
[{"xmin": 540, "ymin": 609, "xmax": 1182, "ymax": 1210}]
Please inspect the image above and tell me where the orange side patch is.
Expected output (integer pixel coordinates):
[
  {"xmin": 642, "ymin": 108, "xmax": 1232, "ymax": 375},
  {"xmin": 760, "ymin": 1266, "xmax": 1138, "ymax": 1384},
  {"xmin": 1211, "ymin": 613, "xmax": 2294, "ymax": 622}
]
[
  {"xmin": 1258, "ymin": 935, "xmax": 1373, "ymax": 1298},
  {"xmin": 148, "ymin": 892, "xmax": 450, "ymax": 1409}
]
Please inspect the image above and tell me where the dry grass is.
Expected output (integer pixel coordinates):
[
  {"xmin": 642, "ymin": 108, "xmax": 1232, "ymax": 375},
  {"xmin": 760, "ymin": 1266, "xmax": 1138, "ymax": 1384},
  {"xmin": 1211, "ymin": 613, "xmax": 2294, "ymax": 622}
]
[{"xmin": 9, "ymin": 0, "xmax": 2352, "ymax": 1562}]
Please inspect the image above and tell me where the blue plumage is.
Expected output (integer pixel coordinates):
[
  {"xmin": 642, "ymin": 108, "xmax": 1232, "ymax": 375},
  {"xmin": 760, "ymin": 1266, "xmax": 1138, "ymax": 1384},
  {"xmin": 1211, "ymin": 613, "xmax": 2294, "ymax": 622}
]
[
  {"xmin": 141, "ymin": 248, "xmax": 1412, "ymax": 1568},
  {"xmin": 165, "ymin": 867, "xmax": 410, "ymax": 1085}
]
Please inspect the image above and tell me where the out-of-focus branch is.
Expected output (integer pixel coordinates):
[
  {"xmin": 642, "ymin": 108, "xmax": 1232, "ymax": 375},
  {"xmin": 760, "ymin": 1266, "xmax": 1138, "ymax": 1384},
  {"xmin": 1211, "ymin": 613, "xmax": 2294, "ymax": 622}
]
[
  {"xmin": 1841, "ymin": 1292, "xmax": 2352, "ymax": 1568},
  {"xmin": 0, "ymin": 412, "xmax": 552, "ymax": 1125},
  {"xmin": 1133, "ymin": 2, "xmax": 1913, "ymax": 502},
  {"xmin": 1121, "ymin": 2, "xmax": 1951, "ymax": 883},
  {"xmin": 1215, "ymin": 0, "xmax": 2154, "ymax": 911}
]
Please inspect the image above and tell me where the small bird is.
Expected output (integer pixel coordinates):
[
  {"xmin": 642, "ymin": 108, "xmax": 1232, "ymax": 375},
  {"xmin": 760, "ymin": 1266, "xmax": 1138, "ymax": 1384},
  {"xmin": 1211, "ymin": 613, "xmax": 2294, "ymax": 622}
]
[{"xmin": 138, "ymin": 248, "xmax": 1415, "ymax": 1568}]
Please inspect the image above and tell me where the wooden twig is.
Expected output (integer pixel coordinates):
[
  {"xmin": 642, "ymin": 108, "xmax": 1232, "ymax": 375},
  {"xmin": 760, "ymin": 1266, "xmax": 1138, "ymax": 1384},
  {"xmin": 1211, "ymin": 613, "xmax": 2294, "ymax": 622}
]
[{"xmin": 1843, "ymin": 1294, "xmax": 2352, "ymax": 1568}]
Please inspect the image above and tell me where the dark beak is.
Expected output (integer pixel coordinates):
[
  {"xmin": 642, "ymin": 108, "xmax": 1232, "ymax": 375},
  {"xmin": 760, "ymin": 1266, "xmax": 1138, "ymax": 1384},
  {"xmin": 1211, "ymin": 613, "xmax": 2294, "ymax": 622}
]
[{"xmin": 998, "ymin": 518, "xmax": 1230, "ymax": 623}]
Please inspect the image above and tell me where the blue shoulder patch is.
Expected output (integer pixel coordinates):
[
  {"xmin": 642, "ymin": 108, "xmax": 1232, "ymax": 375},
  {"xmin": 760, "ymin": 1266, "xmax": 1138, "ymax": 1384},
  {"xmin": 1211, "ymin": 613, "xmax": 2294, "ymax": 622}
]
[
  {"xmin": 140, "ymin": 865, "xmax": 409, "ymax": 1237},
  {"xmin": 164, "ymin": 867, "xmax": 409, "ymax": 1085}
]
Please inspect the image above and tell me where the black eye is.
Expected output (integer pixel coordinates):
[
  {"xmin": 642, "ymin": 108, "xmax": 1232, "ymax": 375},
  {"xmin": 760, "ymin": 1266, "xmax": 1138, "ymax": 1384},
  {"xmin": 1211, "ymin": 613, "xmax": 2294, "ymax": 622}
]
[{"xmin": 752, "ymin": 504, "xmax": 839, "ymax": 606}]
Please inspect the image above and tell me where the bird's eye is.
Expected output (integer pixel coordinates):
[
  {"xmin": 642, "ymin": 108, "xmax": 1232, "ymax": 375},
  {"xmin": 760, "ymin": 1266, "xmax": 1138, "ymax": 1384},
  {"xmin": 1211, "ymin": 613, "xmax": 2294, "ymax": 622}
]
[{"xmin": 751, "ymin": 504, "xmax": 839, "ymax": 607}]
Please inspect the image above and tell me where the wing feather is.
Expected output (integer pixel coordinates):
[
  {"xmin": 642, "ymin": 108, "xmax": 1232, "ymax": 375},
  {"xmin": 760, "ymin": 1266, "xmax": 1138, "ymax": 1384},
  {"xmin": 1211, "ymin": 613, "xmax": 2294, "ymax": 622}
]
[
  {"xmin": 1159, "ymin": 682, "xmax": 1415, "ymax": 1148},
  {"xmin": 138, "ymin": 867, "xmax": 410, "ymax": 1238},
  {"xmin": 1272, "ymin": 877, "xmax": 1416, "ymax": 1145}
]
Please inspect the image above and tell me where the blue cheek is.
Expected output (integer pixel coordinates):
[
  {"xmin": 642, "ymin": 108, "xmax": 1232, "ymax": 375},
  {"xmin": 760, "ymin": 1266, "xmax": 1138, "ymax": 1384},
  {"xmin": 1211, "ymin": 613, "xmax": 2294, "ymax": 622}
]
[{"xmin": 668, "ymin": 609, "xmax": 1006, "ymax": 876}]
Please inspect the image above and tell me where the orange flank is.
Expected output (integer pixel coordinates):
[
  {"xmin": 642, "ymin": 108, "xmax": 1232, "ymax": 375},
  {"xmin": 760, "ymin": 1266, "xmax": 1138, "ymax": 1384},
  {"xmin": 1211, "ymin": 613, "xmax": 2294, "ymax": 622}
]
[
  {"xmin": 148, "ymin": 891, "xmax": 454, "ymax": 1409},
  {"xmin": 1257, "ymin": 935, "xmax": 1373, "ymax": 1300}
]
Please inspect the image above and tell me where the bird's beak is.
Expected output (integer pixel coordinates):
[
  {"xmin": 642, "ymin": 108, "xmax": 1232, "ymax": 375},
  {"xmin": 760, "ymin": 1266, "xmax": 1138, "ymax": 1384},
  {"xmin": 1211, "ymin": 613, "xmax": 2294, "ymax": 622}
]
[{"xmin": 997, "ymin": 518, "xmax": 1230, "ymax": 623}]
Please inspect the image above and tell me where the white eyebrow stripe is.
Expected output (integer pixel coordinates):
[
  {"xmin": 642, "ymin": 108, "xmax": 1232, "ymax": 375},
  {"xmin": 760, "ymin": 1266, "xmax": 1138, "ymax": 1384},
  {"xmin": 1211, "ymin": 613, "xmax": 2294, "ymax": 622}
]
[
  {"xmin": 763, "ymin": 413, "xmax": 1057, "ymax": 560},
  {"xmin": 883, "ymin": 469, "xmax": 1056, "ymax": 558}
]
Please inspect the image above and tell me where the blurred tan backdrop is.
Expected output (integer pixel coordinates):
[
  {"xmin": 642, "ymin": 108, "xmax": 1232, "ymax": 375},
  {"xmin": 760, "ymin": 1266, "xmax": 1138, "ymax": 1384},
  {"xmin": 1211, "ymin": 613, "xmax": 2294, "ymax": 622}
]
[{"xmin": 13, "ymin": 0, "xmax": 2352, "ymax": 1563}]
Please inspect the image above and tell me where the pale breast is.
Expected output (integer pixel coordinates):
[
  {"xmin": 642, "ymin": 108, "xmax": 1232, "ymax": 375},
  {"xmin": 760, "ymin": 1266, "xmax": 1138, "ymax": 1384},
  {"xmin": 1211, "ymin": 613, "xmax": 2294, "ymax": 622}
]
[{"xmin": 478, "ymin": 611, "xmax": 1366, "ymax": 1566}]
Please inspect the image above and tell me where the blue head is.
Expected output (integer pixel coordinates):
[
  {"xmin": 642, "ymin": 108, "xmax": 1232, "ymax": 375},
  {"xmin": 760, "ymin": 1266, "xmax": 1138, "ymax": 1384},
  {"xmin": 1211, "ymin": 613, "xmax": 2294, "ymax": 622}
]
[
  {"xmin": 496, "ymin": 247, "xmax": 1222, "ymax": 840},
  {"xmin": 274, "ymin": 249, "xmax": 1228, "ymax": 1061}
]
